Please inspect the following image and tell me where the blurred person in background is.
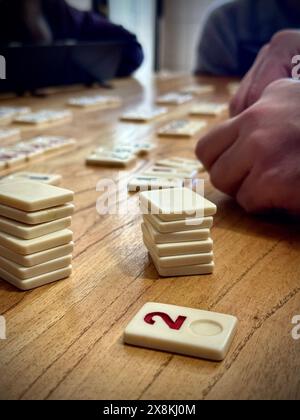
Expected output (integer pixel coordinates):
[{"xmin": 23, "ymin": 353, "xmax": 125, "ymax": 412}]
[
  {"xmin": 0, "ymin": 0, "xmax": 144, "ymax": 77},
  {"xmin": 195, "ymin": 0, "xmax": 300, "ymax": 77}
]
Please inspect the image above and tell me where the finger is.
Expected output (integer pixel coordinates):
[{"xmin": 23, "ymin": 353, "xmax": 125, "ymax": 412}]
[
  {"xmin": 230, "ymin": 45, "xmax": 270, "ymax": 116},
  {"xmin": 195, "ymin": 117, "xmax": 239, "ymax": 170},
  {"xmin": 230, "ymin": 71, "xmax": 254, "ymax": 117},
  {"xmin": 209, "ymin": 136, "xmax": 253, "ymax": 196},
  {"xmin": 244, "ymin": 58, "xmax": 288, "ymax": 109},
  {"xmin": 236, "ymin": 170, "xmax": 272, "ymax": 213}
]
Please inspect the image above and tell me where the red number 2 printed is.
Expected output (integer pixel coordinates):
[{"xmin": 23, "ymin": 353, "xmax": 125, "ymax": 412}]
[{"xmin": 144, "ymin": 312, "xmax": 187, "ymax": 331}]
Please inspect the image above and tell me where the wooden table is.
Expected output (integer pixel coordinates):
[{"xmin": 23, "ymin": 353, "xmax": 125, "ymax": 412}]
[{"xmin": 0, "ymin": 75, "xmax": 299, "ymax": 401}]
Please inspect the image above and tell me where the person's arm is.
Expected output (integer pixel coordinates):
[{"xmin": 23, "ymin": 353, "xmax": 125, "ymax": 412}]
[
  {"xmin": 42, "ymin": 0, "xmax": 144, "ymax": 76},
  {"xmin": 230, "ymin": 30, "xmax": 300, "ymax": 116},
  {"xmin": 22, "ymin": 0, "xmax": 52, "ymax": 43},
  {"xmin": 196, "ymin": 78, "xmax": 300, "ymax": 215}
]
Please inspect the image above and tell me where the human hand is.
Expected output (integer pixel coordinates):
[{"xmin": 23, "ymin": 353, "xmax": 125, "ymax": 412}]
[
  {"xmin": 230, "ymin": 30, "xmax": 300, "ymax": 117},
  {"xmin": 196, "ymin": 79, "xmax": 300, "ymax": 214}
]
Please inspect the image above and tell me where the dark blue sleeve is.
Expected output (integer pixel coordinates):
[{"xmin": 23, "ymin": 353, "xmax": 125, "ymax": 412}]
[{"xmin": 42, "ymin": 0, "xmax": 144, "ymax": 76}]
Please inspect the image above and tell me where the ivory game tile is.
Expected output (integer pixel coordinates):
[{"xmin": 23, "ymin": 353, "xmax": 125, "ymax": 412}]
[
  {"xmin": 0, "ymin": 229, "xmax": 73, "ymax": 255},
  {"xmin": 0, "ymin": 242, "xmax": 74, "ymax": 267},
  {"xmin": 143, "ymin": 220, "xmax": 210, "ymax": 243},
  {"xmin": 0, "ymin": 216, "xmax": 72, "ymax": 240},
  {"xmin": 0, "ymin": 203, "xmax": 74, "ymax": 225},
  {"xmin": 0, "ymin": 255, "xmax": 72, "ymax": 280},
  {"xmin": 0, "ymin": 265, "xmax": 72, "ymax": 291},
  {"xmin": 0, "ymin": 181, "xmax": 74, "ymax": 212},
  {"xmin": 124, "ymin": 303, "xmax": 237, "ymax": 360},
  {"xmin": 140, "ymin": 187, "xmax": 217, "ymax": 221},
  {"xmin": 142, "ymin": 224, "xmax": 213, "ymax": 257},
  {"xmin": 143, "ymin": 214, "xmax": 213, "ymax": 233}
]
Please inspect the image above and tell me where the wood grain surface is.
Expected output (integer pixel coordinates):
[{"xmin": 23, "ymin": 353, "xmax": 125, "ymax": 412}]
[{"xmin": 0, "ymin": 75, "xmax": 299, "ymax": 400}]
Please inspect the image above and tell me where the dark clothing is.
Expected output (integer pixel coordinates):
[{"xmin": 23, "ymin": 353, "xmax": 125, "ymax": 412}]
[
  {"xmin": 196, "ymin": 0, "xmax": 300, "ymax": 76},
  {"xmin": 0, "ymin": 0, "xmax": 143, "ymax": 77}
]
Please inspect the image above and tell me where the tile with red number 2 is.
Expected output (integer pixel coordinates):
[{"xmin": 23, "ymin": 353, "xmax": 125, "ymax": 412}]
[{"xmin": 124, "ymin": 302, "xmax": 238, "ymax": 361}]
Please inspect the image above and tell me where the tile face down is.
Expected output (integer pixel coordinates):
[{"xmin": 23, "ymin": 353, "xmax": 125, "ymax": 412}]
[
  {"xmin": 0, "ymin": 242, "xmax": 74, "ymax": 267},
  {"xmin": 143, "ymin": 220, "xmax": 210, "ymax": 243},
  {"xmin": 151, "ymin": 258, "xmax": 215, "ymax": 277},
  {"xmin": 0, "ymin": 216, "xmax": 72, "ymax": 240},
  {"xmin": 140, "ymin": 187, "xmax": 217, "ymax": 221},
  {"xmin": 0, "ymin": 255, "xmax": 72, "ymax": 280},
  {"xmin": 145, "ymin": 240, "xmax": 214, "ymax": 269},
  {"xmin": 142, "ymin": 223, "xmax": 213, "ymax": 257},
  {"xmin": 0, "ymin": 229, "xmax": 73, "ymax": 255},
  {"xmin": 0, "ymin": 181, "xmax": 74, "ymax": 212},
  {"xmin": 0, "ymin": 203, "xmax": 74, "ymax": 225},
  {"xmin": 143, "ymin": 214, "xmax": 214, "ymax": 233},
  {"xmin": 124, "ymin": 302, "xmax": 238, "ymax": 361},
  {"xmin": 0, "ymin": 265, "xmax": 72, "ymax": 291}
]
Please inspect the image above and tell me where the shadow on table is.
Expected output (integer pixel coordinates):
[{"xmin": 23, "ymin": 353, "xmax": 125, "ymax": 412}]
[{"xmin": 212, "ymin": 193, "xmax": 300, "ymax": 245}]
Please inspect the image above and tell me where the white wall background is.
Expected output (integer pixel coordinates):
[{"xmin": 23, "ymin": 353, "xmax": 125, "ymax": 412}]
[
  {"xmin": 109, "ymin": 0, "xmax": 156, "ymax": 77},
  {"xmin": 67, "ymin": 0, "xmax": 91, "ymax": 10},
  {"xmin": 160, "ymin": 0, "xmax": 212, "ymax": 72}
]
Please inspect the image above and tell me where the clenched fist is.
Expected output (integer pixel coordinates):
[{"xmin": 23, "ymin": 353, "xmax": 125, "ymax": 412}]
[
  {"xmin": 230, "ymin": 30, "xmax": 300, "ymax": 116},
  {"xmin": 196, "ymin": 79, "xmax": 300, "ymax": 214}
]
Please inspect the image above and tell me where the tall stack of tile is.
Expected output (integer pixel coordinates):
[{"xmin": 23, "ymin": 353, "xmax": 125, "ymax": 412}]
[{"xmin": 0, "ymin": 181, "xmax": 74, "ymax": 290}]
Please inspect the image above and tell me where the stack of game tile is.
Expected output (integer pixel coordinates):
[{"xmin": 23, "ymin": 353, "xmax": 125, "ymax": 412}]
[
  {"xmin": 0, "ymin": 181, "xmax": 74, "ymax": 290},
  {"xmin": 140, "ymin": 187, "xmax": 217, "ymax": 277}
]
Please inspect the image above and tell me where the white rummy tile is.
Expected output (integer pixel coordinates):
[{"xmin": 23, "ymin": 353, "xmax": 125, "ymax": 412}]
[
  {"xmin": 145, "ymin": 237, "xmax": 213, "ymax": 268},
  {"xmin": 158, "ymin": 120, "xmax": 206, "ymax": 138},
  {"xmin": 140, "ymin": 187, "xmax": 217, "ymax": 221},
  {"xmin": 124, "ymin": 302, "xmax": 238, "ymax": 361},
  {"xmin": 142, "ymin": 224, "xmax": 213, "ymax": 257},
  {"xmin": 190, "ymin": 103, "xmax": 228, "ymax": 116},
  {"xmin": 143, "ymin": 220, "xmax": 210, "ymax": 243},
  {"xmin": 143, "ymin": 214, "xmax": 214, "ymax": 233},
  {"xmin": 0, "ymin": 181, "xmax": 74, "ymax": 212},
  {"xmin": 156, "ymin": 92, "xmax": 193, "ymax": 105},
  {"xmin": 0, "ymin": 215, "xmax": 72, "ymax": 240},
  {"xmin": 0, "ymin": 254, "xmax": 72, "ymax": 280},
  {"xmin": 156, "ymin": 157, "xmax": 204, "ymax": 172},
  {"xmin": 120, "ymin": 106, "xmax": 168, "ymax": 122},
  {"xmin": 86, "ymin": 151, "xmax": 136, "ymax": 168},
  {"xmin": 0, "ymin": 265, "xmax": 72, "ymax": 291},
  {"xmin": 128, "ymin": 176, "xmax": 183, "ymax": 192}
]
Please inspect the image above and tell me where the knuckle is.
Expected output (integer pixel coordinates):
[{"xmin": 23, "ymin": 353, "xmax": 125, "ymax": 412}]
[
  {"xmin": 257, "ymin": 43, "xmax": 270, "ymax": 59},
  {"xmin": 270, "ymin": 30, "xmax": 292, "ymax": 47},
  {"xmin": 210, "ymin": 162, "xmax": 233, "ymax": 195},
  {"xmin": 247, "ymin": 132, "xmax": 270, "ymax": 156},
  {"xmin": 267, "ymin": 78, "xmax": 288, "ymax": 90},
  {"xmin": 242, "ymin": 106, "xmax": 262, "ymax": 125}
]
